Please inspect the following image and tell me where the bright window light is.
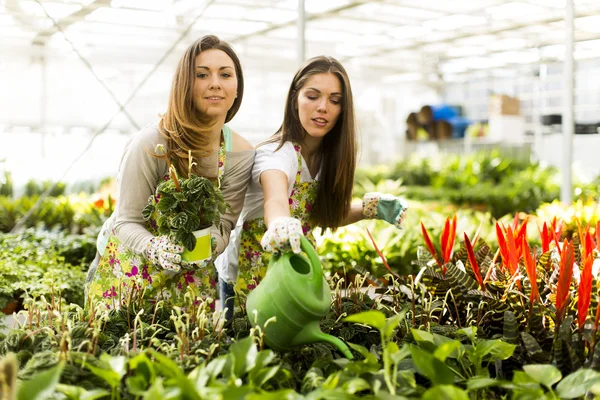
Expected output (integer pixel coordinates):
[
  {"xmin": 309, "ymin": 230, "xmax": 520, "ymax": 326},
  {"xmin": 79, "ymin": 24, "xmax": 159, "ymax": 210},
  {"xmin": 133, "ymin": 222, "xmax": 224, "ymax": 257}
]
[
  {"xmin": 576, "ymin": 15, "xmax": 600, "ymax": 33},
  {"xmin": 388, "ymin": 25, "xmax": 431, "ymax": 39},
  {"xmin": 446, "ymin": 46, "xmax": 486, "ymax": 57},
  {"xmin": 485, "ymin": 2, "xmax": 549, "ymax": 20},
  {"xmin": 526, "ymin": 0, "xmax": 566, "ymax": 8},
  {"xmin": 424, "ymin": 14, "xmax": 487, "ymax": 31},
  {"xmin": 277, "ymin": 0, "xmax": 350, "ymax": 14},
  {"xmin": 111, "ymin": 0, "xmax": 172, "ymax": 11},
  {"xmin": 86, "ymin": 7, "xmax": 172, "ymax": 28},
  {"xmin": 192, "ymin": 18, "xmax": 268, "ymax": 36},
  {"xmin": 203, "ymin": 4, "xmax": 248, "ymax": 20},
  {"xmin": 246, "ymin": 7, "xmax": 296, "ymax": 23},
  {"xmin": 488, "ymin": 38, "xmax": 528, "ymax": 51},
  {"xmin": 382, "ymin": 72, "xmax": 422, "ymax": 83},
  {"xmin": 17, "ymin": 1, "xmax": 82, "ymax": 19}
]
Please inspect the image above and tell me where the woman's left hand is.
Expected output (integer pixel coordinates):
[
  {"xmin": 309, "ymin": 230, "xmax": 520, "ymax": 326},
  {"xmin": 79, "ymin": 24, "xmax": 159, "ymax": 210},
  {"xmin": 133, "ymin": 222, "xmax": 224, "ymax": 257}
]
[{"xmin": 362, "ymin": 192, "xmax": 408, "ymax": 228}]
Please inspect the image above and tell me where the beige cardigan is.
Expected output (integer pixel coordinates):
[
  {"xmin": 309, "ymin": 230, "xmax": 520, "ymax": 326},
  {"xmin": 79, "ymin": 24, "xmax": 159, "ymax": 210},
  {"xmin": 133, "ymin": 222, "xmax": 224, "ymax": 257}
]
[{"xmin": 103, "ymin": 122, "xmax": 255, "ymax": 256}]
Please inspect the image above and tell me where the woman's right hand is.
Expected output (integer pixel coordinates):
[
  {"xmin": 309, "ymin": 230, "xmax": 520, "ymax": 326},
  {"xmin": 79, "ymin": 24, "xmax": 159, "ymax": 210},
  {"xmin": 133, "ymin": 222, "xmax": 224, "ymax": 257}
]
[
  {"xmin": 261, "ymin": 216, "xmax": 304, "ymax": 254},
  {"xmin": 144, "ymin": 235, "xmax": 184, "ymax": 272}
]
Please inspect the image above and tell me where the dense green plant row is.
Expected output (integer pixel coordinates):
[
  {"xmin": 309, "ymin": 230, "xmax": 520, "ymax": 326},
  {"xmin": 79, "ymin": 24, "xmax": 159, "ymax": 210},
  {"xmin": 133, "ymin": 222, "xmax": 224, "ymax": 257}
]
[
  {"xmin": 0, "ymin": 194, "xmax": 111, "ymax": 233},
  {"xmin": 2, "ymin": 210, "xmax": 600, "ymax": 398},
  {"xmin": 0, "ymin": 170, "xmax": 110, "ymax": 198},
  {"xmin": 354, "ymin": 150, "xmax": 600, "ymax": 218},
  {"xmin": 0, "ymin": 229, "xmax": 96, "ymax": 310}
]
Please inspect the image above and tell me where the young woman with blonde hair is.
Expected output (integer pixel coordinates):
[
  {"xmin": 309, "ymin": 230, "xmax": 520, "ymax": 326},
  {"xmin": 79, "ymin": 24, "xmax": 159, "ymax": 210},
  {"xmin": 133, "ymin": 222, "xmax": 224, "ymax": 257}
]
[
  {"xmin": 86, "ymin": 35, "xmax": 255, "ymax": 309},
  {"xmin": 216, "ymin": 55, "xmax": 407, "ymax": 320}
]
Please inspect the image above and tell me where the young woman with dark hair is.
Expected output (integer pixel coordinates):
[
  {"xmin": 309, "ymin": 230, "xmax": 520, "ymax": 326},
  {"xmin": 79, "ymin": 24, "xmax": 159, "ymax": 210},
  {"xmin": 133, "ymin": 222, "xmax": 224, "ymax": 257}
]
[{"xmin": 216, "ymin": 55, "xmax": 407, "ymax": 320}]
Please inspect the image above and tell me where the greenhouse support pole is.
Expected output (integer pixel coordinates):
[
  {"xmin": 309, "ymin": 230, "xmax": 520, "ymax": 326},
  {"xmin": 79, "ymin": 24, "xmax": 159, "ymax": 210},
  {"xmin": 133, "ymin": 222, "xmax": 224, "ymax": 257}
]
[
  {"xmin": 561, "ymin": 0, "xmax": 574, "ymax": 204},
  {"xmin": 297, "ymin": 0, "xmax": 305, "ymax": 65},
  {"xmin": 40, "ymin": 54, "xmax": 47, "ymax": 158}
]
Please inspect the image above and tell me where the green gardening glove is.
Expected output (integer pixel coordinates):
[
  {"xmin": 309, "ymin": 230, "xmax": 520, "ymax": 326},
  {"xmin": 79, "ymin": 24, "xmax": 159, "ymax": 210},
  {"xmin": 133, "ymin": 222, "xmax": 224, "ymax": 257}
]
[{"xmin": 362, "ymin": 192, "xmax": 408, "ymax": 228}]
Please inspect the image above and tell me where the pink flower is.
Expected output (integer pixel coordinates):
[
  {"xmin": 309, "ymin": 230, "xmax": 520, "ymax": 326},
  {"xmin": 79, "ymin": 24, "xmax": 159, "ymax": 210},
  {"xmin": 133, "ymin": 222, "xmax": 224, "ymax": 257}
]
[
  {"xmin": 184, "ymin": 271, "xmax": 195, "ymax": 284},
  {"xmin": 125, "ymin": 266, "xmax": 138, "ymax": 277},
  {"xmin": 142, "ymin": 266, "xmax": 153, "ymax": 283}
]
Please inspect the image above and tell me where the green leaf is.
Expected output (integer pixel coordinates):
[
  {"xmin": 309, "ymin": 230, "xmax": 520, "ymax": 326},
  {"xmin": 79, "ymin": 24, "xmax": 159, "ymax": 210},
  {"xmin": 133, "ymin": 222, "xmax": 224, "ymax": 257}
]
[
  {"xmin": 173, "ymin": 192, "xmax": 187, "ymax": 202},
  {"xmin": 467, "ymin": 377, "xmax": 505, "ymax": 391},
  {"xmin": 17, "ymin": 361, "xmax": 64, "ymax": 400},
  {"xmin": 556, "ymin": 369, "xmax": 600, "ymax": 398},
  {"xmin": 342, "ymin": 377, "xmax": 372, "ymax": 394},
  {"xmin": 343, "ymin": 310, "xmax": 386, "ymax": 331},
  {"xmin": 409, "ymin": 345, "xmax": 455, "ymax": 385},
  {"xmin": 157, "ymin": 195, "xmax": 178, "ymax": 212},
  {"xmin": 246, "ymin": 390, "xmax": 303, "ymax": 400},
  {"xmin": 142, "ymin": 204, "xmax": 154, "ymax": 221},
  {"xmin": 86, "ymin": 364, "xmax": 121, "ymax": 389},
  {"xmin": 55, "ymin": 385, "xmax": 110, "ymax": 400},
  {"xmin": 171, "ymin": 212, "xmax": 188, "ymax": 229},
  {"xmin": 185, "ymin": 212, "xmax": 201, "ymax": 231},
  {"xmin": 249, "ymin": 366, "xmax": 280, "ymax": 388},
  {"xmin": 347, "ymin": 342, "xmax": 378, "ymax": 364},
  {"xmin": 383, "ymin": 309, "xmax": 407, "ymax": 340},
  {"xmin": 475, "ymin": 339, "xmax": 516, "ymax": 361},
  {"xmin": 230, "ymin": 336, "xmax": 258, "ymax": 378},
  {"xmin": 434, "ymin": 341, "xmax": 462, "ymax": 362},
  {"xmin": 180, "ymin": 231, "xmax": 196, "ymax": 252},
  {"xmin": 457, "ymin": 326, "xmax": 477, "ymax": 342},
  {"xmin": 391, "ymin": 343, "xmax": 412, "ymax": 364},
  {"xmin": 411, "ymin": 329, "xmax": 436, "ymax": 350},
  {"xmin": 523, "ymin": 364, "xmax": 562, "ymax": 389},
  {"xmin": 421, "ymin": 385, "xmax": 469, "ymax": 400}
]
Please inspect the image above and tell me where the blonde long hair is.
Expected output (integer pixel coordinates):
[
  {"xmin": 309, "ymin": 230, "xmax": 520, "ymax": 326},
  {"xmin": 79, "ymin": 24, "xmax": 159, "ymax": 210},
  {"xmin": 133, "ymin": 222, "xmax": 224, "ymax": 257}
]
[
  {"xmin": 270, "ymin": 56, "xmax": 357, "ymax": 230},
  {"xmin": 158, "ymin": 35, "xmax": 244, "ymax": 178}
]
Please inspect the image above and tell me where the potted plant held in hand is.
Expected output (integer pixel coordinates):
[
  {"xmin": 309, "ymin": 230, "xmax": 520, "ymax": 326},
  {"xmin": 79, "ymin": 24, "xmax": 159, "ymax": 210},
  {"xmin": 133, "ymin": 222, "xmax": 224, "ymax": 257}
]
[{"xmin": 142, "ymin": 145, "xmax": 231, "ymax": 264}]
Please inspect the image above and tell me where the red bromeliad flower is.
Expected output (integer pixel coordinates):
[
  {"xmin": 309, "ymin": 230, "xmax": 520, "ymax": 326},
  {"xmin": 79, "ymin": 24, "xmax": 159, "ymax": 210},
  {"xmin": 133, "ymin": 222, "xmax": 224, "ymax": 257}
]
[
  {"xmin": 420, "ymin": 214, "xmax": 457, "ymax": 274},
  {"xmin": 421, "ymin": 222, "xmax": 441, "ymax": 269},
  {"xmin": 464, "ymin": 233, "xmax": 484, "ymax": 291},
  {"xmin": 522, "ymin": 236, "xmax": 538, "ymax": 305},
  {"xmin": 556, "ymin": 239, "xmax": 575, "ymax": 326},
  {"xmin": 596, "ymin": 221, "xmax": 600, "ymax": 252},
  {"xmin": 578, "ymin": 252, "xmax": 594, "ymax": 330},
  {"xmin": 539, "ymin": 222, "xmax": 552, "ymax": 254},
  {"xmin": 496, "ymin": 222, "xmax": 520, "ymax": 276},
  {"xmin": 550, "ymin": 217, "xmax": 564, "ymax": 250}
]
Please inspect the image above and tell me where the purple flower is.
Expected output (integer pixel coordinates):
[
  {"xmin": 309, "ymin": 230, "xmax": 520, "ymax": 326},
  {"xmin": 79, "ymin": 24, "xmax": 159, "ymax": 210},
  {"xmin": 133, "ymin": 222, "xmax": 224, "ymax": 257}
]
[{"xmin": 125, "ymin": 266, "xmax": 138, "ymax": 277}]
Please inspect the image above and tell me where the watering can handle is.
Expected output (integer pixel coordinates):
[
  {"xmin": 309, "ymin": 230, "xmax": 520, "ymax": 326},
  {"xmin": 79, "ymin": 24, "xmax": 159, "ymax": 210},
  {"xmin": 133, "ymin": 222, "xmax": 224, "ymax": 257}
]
[{"xmin": 300, "ymin": 236, "xmax": 323, "ymax": 291}]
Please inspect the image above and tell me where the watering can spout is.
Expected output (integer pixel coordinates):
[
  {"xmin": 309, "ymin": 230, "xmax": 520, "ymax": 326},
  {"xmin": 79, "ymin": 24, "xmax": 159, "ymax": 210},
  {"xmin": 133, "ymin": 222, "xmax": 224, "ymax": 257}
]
[{"xmin": 291, "ymin": 321, "xmax": 354, "ymax": 359}]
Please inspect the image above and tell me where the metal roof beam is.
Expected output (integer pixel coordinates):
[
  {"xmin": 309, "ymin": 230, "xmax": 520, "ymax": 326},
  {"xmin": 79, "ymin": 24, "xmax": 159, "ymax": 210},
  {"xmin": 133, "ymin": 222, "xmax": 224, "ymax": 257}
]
[{"xmin": 32, "ymin": 0, "xmax": 112, "ymax": 45}]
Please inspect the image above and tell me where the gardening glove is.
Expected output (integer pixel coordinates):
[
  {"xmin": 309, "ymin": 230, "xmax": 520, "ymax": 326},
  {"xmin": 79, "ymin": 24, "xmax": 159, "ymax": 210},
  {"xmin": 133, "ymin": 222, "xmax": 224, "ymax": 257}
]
[
  {"xmin": 362, "ymin": 192, "xmax": 408, "ymax": 229},
  {"xmin": 144, "ymin": 235, "xmax": 184, "ymax": 272},
  {"xmin": 261, "ymin": 216, "xmax": 303, "ymax": 254},
  {"xmin": 181, "ymin": 237, "xmax": 218, "ymax": 270}
]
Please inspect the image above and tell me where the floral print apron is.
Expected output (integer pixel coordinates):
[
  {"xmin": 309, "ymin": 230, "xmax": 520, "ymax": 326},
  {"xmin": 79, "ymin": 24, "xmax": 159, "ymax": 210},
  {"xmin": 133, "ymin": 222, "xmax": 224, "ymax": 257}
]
[
  {"xmin": 85, "ymin": 134, "xmax": 227, "ymax": 310},
  {"xmin": 235, "ymin": 143, "xmax": 318, "ymax": 294}
]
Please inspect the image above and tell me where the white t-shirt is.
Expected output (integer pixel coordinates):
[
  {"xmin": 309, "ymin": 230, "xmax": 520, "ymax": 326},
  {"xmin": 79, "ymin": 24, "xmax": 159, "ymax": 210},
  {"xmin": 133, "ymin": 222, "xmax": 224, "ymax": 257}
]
[{"xmin": 215, "ymin": 141, "xmax": 319, "ymax": 282}]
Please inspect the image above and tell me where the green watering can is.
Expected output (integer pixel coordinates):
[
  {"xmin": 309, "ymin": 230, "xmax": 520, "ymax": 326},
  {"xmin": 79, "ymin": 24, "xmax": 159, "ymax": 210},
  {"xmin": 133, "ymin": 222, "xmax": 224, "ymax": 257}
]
[{"xmin": 246, "ymin": 236, "xmax": 353, "ymax": 359}]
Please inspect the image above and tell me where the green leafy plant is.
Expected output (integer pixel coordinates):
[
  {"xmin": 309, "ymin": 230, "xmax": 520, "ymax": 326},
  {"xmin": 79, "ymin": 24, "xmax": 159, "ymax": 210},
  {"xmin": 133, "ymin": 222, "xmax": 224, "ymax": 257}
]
[{"xmin": 142, "ymin": 145, "xmax": 231, "ymax": 251}]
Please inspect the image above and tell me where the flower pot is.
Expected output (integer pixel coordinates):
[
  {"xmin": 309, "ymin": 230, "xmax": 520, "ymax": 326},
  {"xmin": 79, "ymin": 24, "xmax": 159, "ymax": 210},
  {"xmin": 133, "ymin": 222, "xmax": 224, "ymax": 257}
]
[{"xmin": 181, "ymin": 227, "xmax": 212, "ymax": 263}]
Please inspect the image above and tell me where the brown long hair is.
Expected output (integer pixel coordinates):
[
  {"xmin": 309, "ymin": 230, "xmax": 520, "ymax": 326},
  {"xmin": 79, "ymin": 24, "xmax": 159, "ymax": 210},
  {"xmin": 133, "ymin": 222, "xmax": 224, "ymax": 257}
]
[
  {"xmin": 158, "ymin": 35, "xmax": 244, "ymax": 178},
  {"xmin": 271, "ymin": 56, "xmax": 357, "ymax": 230}
]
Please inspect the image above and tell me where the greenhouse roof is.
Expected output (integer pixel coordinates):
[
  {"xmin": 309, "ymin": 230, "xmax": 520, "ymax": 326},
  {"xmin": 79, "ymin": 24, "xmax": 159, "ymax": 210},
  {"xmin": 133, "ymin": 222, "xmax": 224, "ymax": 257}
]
[{"xmin": 2, "ymin": 0, "xmax": 600, "ymax": 79}]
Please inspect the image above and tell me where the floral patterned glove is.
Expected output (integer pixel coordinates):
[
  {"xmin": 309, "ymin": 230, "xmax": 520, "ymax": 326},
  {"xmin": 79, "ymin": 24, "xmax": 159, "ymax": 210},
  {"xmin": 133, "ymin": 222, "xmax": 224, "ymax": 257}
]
[
  {"xmin": 144, "ymin": 235, "xmax": 184, "ymax": 272},
  {"xmin": 181, "ymin": 237, "xmax": 218, "ymax": 270},
  {"xmin": 362, "ymin": 192, "xmax": 408, "ymax": 228},
  {"xmin": 261, "ymin": 216, "xmax": 303, "ymax": 254}
]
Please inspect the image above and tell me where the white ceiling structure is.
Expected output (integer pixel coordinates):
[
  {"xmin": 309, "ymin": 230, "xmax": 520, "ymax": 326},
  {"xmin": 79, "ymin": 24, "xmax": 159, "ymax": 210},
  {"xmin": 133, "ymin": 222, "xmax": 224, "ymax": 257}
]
[{"xmin": 2, "ymin": 0, "xmax": 600, "ymax": 81}]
